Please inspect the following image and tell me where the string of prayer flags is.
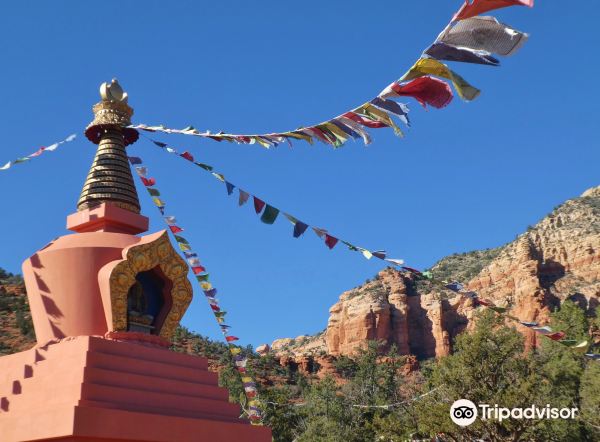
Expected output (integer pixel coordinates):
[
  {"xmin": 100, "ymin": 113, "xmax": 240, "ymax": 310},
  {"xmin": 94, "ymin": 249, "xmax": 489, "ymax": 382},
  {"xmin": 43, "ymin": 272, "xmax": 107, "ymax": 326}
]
[
  {"xmin": 0, "ymin": 134, "xmax": 76, "ymax": 172},
  {"xmin": 148, "ymin": 137, "xmax": 407, "ymax": 269},
  {"xmin": 129, "ymin": 0, "xmax": 533, "ymax": 151},
  {"xmin": 145, "ymin": 139, "xmax": 598, "ymax": 361},
  {"xmin": 454, "ymin": 0, "xmax": 534, "ymax": 21},
  {"xmin": 128, "ymin": 154, "xmax": 264, "ymax": 424}
]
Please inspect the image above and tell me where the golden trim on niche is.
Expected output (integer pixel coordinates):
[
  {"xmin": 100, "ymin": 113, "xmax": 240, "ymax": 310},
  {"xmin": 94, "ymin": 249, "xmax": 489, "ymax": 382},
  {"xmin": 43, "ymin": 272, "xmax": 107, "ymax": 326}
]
[{"xmin": 108, "ymin": 231, "xmax": 193, "ymax": 339}]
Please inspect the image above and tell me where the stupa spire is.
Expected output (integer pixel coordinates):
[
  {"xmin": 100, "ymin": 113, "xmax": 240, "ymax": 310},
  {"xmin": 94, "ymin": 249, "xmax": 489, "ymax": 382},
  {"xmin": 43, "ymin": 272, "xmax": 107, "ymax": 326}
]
[{"xmin": 77, "ymin": 79, "xmax": 141, "ymax": 213}]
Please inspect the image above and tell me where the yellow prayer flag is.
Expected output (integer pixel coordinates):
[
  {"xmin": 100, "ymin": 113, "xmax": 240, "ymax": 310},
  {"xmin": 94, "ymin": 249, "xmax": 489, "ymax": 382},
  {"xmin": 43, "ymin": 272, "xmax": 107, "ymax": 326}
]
[
  {"xmin": 322, "ymin": 122, "xmax": 350, "ymax": 143},
  {"xmin": 400, "ymin": 58, "xmax": 480, "ymax": 101},
  {"xmin": 362, "ymin": 250, "xmax": 373, "ymax": 260},
  {"xmin": 357, "ymin": 104, "xmax": 403, "ymax": 137},
  {"xmin": 230, "ymin": 347, "xmax": 241, "ymax": 355},
  {"xmin": 254, "ymin": 137, "xmax": 271, "ymax": 148},
  {"xmin": 201, "ymin": 281, "xmax": 212, "ymax": 290},
  {"xmin": 285, "ymin": 131, "xmax": 314, "ymax": 144}
]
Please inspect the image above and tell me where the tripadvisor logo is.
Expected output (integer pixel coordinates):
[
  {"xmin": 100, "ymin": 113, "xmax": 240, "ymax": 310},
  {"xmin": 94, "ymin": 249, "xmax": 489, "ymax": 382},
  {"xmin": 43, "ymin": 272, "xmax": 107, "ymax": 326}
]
[{"xmin": 450, "ymin": 399, "xmax": 578, "ymax": 427}]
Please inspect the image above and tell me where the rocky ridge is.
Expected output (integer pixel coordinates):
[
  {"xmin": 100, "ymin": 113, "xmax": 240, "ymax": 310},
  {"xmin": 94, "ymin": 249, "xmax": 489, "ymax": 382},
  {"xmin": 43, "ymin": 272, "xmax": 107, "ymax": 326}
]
[{"xmin": 270, "ymin": 186, "xmax": 600, "ymax": 373}]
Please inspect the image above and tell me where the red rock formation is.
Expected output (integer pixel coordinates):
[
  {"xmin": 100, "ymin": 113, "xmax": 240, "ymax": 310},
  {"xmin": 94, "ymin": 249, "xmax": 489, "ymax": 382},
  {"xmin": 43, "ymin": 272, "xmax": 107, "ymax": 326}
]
[{"xmin": 271, "ymin": 186, "xmax": 600, "ymax": 372}]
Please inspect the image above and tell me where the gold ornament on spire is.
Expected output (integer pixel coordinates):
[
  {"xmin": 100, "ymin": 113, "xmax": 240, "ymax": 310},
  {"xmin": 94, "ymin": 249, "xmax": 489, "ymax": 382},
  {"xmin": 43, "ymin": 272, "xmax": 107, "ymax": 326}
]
[{"xmin": 77, "ymin": 79, "xmax": 141, "ymax": 213}]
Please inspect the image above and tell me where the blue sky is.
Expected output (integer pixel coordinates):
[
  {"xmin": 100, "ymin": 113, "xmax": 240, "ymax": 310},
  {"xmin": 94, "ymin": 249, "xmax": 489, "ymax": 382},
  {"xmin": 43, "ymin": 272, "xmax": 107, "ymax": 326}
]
[{"xmin": 0, "ymin": 1, "xmax": 598, "ymax": 347}]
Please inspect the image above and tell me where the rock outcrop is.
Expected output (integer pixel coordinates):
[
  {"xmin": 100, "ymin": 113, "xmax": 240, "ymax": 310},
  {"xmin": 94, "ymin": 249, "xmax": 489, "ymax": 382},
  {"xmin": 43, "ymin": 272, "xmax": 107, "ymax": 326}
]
[{"xmin": 270, "ymin": 185, "xmax": 600, "ymax": 369}]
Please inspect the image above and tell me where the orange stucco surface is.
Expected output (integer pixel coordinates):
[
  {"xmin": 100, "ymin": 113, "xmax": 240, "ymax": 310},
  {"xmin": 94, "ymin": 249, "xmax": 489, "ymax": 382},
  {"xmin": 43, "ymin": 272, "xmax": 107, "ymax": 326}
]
[
  {"xmin": 0, "ymin": 336, "xmax": 271, "ymax": 441},
  {"xmin": 1, "ymin": 204, "xmax": 271, "ymax": 441}
]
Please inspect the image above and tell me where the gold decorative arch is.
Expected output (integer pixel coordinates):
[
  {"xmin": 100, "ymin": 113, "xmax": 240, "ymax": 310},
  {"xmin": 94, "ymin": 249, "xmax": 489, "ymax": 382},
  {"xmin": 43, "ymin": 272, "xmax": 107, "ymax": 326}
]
[{"xmin": 107, "ymin": 231, "xmax": 193, "ymax": 340}]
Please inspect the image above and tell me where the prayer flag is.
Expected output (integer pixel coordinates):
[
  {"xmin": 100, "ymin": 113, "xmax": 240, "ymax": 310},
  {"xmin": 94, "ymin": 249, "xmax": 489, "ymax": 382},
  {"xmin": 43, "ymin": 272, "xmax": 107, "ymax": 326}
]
[
  {"xmin": 284, "ymin": 213, "xmax": 298, "ymax": 224},
  {"xmin": 253, "ymin": 197, "xmax": 266, "ymax": 214},
  {"xmin": 342, "ymin": 111, "xmax": 387, "ymax": 129},
  {"xmin": 226, "ymin": 336, "xmax": 239, "ymax": 342},
  {"xmin": 372, "ymin": 250, "xmax": 387, "ymax": 259},
  {"xmin": 330, "ymin": 119, "xmax": 360, "ymax": 139},
  {"xmin": 380, "ymin": 77, "xmax": 453, "ymax": 109},
  {"xmin": 187, "ymin": 257, "xmax": 201, "ymax": 266},
  {"xmin": 445, "ymin": 282, "xmax": 464, "ymax": 292},
  {"xmin": 370, "ymin": 98, "xmax": 410, "ymax": 126},
  {"xmin": 180, "ymin": 151, "xmax": 194, "ymax": 162},
  {"xmin": 128, "ymin": 156, "xmax": 142, "ymax": 165},
  {"xmin": 239, "ymin": 190, "xmax": 250, "ymax": 206},
  {"xmin": 342, "ymin": 240, "xmax": 359, "ymax": 251},
  {"xmin": 532, "ymin": 326, "xmax": 553, "ymax": 335},
  {"xmin": 454, "ymin": 0, "xmax": 534, "ymax": 21},
  {"xmin": 141, "ymin": 177, "xmax": 156, "ymax": 187},
  {"xmin": 441, "ymin": 16, "xmax": 529, "ymax": 57},
  {"xmin": 312, "ymin": 227, "xmax": 327, "ymax": 238},
  {"xmin": 195, "ymin": 162, "xmax": 213, "ymax": 171},
  {"xmin": 165, "ymin": 216, "xmax": 177, "ymax": 225},
  {"xmin": 147, "ymin": 188, "xmax": 160, "ymax": 197},
  {"xmin": 335, "ymin": 117, "xmax": 372, "ymax": 145},
  {"xmin": 192, "ymin": 265, "xmax": 206, "ymax": 275},
  {"xmin": 325, "ymin": 234, "xmax": 339, "ymax": 250},
  {"xmin": 169, "ymin": 225, "xmax": 184, "ymax": 234},
  {"xmin": 400, "ymin": 58, "xmax": 480, "ymax": 101},
  {"xmin": 293, "ymin": 221, "xmax": 309, "ymax": 238},
  {"xmin": 385, "ymin": 258, "xmax": 405, "ymax": 266},
  {"xmin": 153, "ymin": 140, "xmax": 168, "ymax": 148},
  {"xmin": 196, "ymin": 273, "xmax": 209, "ymax": 282},
  {"xmin": 260, "ymin": 204, "xmax": 280, "ymax": 224},
  {"xmin": 226, "ymin": 181, "xmax": 235, "ymax": 195},
  {"xmin": 547, "ymin": 332, "xmax": 566, "ymax": 341},
  {"xmin": 425, "ymin": 42, "xmax": 500, "ymax": 66},
  {"xmin": 174, "ymin": 235, "xmax": 189, "ymax": 244}
]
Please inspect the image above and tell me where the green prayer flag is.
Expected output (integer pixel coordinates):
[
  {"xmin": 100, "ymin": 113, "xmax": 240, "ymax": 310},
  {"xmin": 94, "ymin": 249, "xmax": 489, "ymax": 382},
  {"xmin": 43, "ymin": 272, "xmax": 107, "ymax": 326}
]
[
  {"xmin": 174, "ymin": 235, "xmax": 189, "ymax": 244},
  {"xmin": 260, "ymin": 204, "xmax": 280, "ymax": 224},
  {"xmin": 195, "ymin": 162, "xmax": 213, "ymax": 171},
  {"xmin": 147, "ymin": 188, "xmax": 160, "ymax": 197}
]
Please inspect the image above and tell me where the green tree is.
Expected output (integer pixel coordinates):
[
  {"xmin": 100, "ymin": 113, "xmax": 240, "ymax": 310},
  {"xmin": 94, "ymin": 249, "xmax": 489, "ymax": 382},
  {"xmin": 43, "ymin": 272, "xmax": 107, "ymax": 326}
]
[
  {"xmin": 579, "ymin": 360, "xmax": 600, "ymax": 438},
  {"xmin": 415, "ymin": 310, "xmax": 562, "ymax": 441}
]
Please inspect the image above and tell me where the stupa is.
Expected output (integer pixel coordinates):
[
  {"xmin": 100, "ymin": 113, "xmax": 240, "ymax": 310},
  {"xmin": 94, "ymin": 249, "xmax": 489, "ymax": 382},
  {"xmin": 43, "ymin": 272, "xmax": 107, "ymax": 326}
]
[{"xmin": 0, "ymin": 80, "xmax": 271, "ymax": 441}]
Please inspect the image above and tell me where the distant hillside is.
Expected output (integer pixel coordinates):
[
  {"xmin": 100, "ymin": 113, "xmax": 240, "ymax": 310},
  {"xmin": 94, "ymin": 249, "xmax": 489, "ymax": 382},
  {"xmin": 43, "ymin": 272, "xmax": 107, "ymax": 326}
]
[{"xmin": 271, "ymin": 185, "xmax": 600, "ymax": 367}]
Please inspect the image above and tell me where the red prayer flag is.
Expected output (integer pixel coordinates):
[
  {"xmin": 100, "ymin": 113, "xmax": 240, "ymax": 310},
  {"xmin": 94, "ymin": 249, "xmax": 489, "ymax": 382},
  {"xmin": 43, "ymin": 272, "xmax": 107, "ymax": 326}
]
[
  {"xmin": 342, "ymin": 111, "xmax": 387, "ymax": 128},
  {"xmin": 548, "ymin": 332, "xmax": 566, "ymax": 341},
  {"xmin": 226, "ymin": 336, "xmax": 239, "ymax": 342},
  {"xmin": 454, "ymin": 0, "xmax": 534, "ymax": 20},
  {"xmin": 389, "ymin": 77, "xmax": 453, "ymax": 109},
  {"xmin": 253, "ymin": 197, "xmax": 266, "ymax": 214},
  {"xmin": 476, "ymin": 298, "xmax": 494, "ymax": 307},
  {"xmin": 210, "ymin": 304, "xmax": 220, "ymax": 312},
  {"xmin": 141, "ymin": 177, "xmax": 156, "ymax": 187},
  {"xmin": 180, "ymin": 151, "xmax": 194, "ymax": 162},
  {"xmin": 192, "ymin": 265, "xmax": 206, "ymax": 275},
  {"xmin": 169, "ymin": 225, "xmax": 184, "ymax": 234},
  {"xmin": 324, "ymin": 234, "xmax": 339, "ymax": 250}
]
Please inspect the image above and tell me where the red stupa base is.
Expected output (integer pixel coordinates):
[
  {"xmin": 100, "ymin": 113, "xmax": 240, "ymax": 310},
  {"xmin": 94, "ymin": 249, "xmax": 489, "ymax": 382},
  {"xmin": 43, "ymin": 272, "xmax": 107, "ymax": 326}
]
[{"xmin": 0, "ymin": 336, "xmax": 271, "ymax": 442}]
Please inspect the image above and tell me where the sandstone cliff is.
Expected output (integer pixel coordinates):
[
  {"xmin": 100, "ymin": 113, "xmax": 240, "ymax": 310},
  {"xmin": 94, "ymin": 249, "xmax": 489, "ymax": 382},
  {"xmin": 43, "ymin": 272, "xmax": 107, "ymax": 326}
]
[{"xmin": 271, "ymin": 185, "xmax": 600, "ymax": 367}]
